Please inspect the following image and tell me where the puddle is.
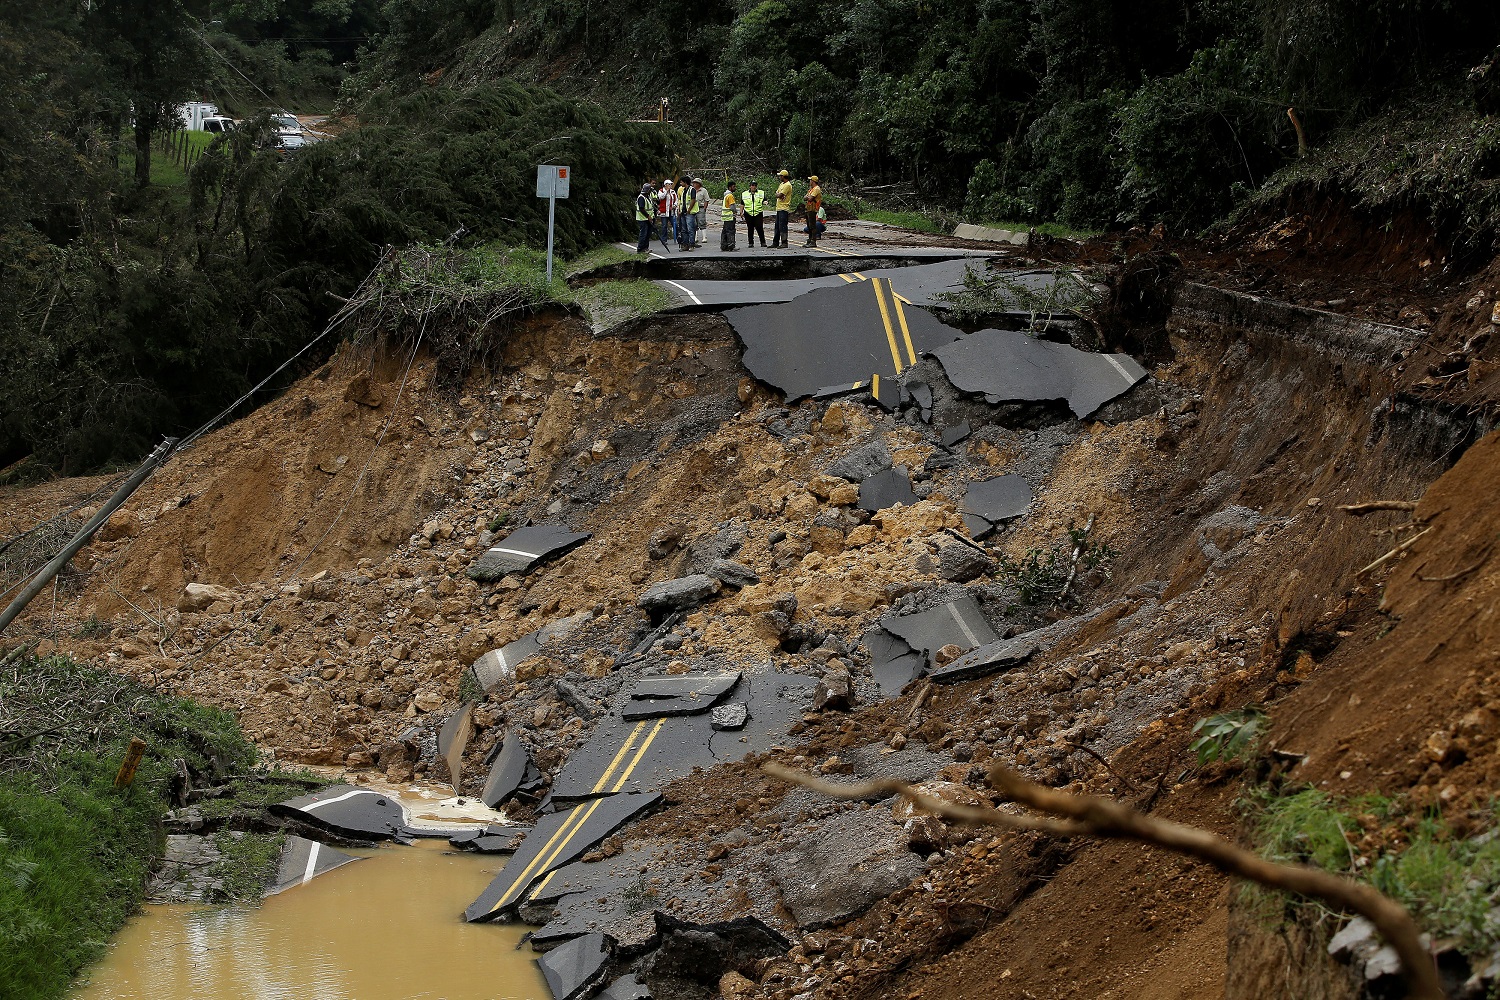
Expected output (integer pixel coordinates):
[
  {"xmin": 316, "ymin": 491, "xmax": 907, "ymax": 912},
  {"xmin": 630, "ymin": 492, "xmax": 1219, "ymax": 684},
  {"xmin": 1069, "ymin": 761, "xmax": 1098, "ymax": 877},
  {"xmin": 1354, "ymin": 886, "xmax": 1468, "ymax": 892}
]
[{"xmin": 72, "ymin": 839, "xmax": 548, "ymax": 1000}]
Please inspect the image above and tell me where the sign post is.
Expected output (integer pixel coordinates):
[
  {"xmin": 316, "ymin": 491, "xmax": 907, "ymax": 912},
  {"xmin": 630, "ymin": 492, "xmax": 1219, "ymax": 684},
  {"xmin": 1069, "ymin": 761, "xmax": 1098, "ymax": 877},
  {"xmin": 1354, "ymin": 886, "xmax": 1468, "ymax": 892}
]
[{"xmin": 536, "ymin": 164, "xmax": 571, "ymax": 284}]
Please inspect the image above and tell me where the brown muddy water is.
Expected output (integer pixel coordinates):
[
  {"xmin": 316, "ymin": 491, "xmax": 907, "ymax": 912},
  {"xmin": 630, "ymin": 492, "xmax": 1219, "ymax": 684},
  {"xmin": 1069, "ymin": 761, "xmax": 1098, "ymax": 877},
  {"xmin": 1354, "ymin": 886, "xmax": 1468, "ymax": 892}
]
[{"xmin": 72, "ymin": 838, "xmax": 548, "ymax": 1000}]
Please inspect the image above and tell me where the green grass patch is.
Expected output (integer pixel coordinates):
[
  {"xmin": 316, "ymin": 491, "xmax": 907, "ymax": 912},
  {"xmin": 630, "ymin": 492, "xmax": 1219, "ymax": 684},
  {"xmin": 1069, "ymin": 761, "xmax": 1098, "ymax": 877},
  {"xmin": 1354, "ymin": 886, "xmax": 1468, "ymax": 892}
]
[
  {"xmin": 974, "ymin": 218, "xmax": 1101, "ymax": 239},
  {"xmin": 115, "ymin": 132, "xmax": 218, "ymax": 189},
  {"xmin": 0, "ymin": 653, "xmax": 281, "ymax": 999},
  {"xmin": 211, "ymin": 831, "xmax": 286, "ymax": 902},
  {"xmin": 1246, "ymin": 787, "xmax": 1500, "ymax": 968},
  {"xmin": 571, "ymin": 279, "xmax": 671, "ymax": 330}
]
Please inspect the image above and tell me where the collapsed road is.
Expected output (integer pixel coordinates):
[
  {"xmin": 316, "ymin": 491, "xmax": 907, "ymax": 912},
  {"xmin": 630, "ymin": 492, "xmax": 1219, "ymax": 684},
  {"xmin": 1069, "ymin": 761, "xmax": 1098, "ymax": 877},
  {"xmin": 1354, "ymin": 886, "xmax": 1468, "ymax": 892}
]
[{"xmin": 16, "ymin": 213, "xmax": 1500, "ymax": 1000}]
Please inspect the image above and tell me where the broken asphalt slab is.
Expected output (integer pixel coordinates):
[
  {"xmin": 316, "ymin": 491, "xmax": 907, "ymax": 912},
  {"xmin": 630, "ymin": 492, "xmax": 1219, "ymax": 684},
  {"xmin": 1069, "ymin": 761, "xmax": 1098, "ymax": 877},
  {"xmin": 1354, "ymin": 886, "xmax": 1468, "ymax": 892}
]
[
  {"xmin": 265, "ymin": 835, "xmax": 361, "ymax": 895},
  {"xmin": 550, "ymin": 671, "xmax": 817, "ymax": 803},
  {"xmin": 656, "ymin": 259, "xmax": 978, "ymax": 310},
  {"xmin": 636, "ymin": 574, "xmax": 722, "ymax": 617},
  {"xmin": 467, "ymin": 524, "xmax": 591, "ymax": 581},
  {"xmin": 450, "ymin": 823, "xmax": 532, "ymax": 853},
  {"xmin": 729, "ymin": 279, "xmax": 962, "ymax": 403},
  {"xmin": 931, "ymin": 328, "xmax": 1147, "ymax": 419},
  {"xmin": 961, "ymin": 474, "xmax": 1034, "ymax": 538},
  {"xmin": 880, "ymin": 595, "xmax": 998, "ymax": 667},
  {"xmin": 537, "ymin": 931, "xmax": 612, "ymax": 1000},
  {"xmin": 469, "ymin": 611, "xmax": 595, "ymax": 691},
  {"xmin": 863, "ymin": 626, "xmax": 928, "ymax": 697},
  {"xmin": 599, "ymin": 975, "xmax": 653, "ymax": 1000},
  {"xmin": 271, "ymin": 784, "xmax": 410, "ymax": 841},
  {"xmin": 928, "ymin": 633, "xmax": 1044, "ymax": 684},
  {"xmin": 464, "ymin": 792, "xmax": 661, "ymax": 921},
  {"xmin": 621, "ymin": 672, "xmax": 742, "ymax": 719},
  {"xmin": 481, "ymin": 729, "xmax": 535, "ymax": 808},
  {"xmin": 857, "ymin": 467, "xmax": 916, "ymax": 513}
]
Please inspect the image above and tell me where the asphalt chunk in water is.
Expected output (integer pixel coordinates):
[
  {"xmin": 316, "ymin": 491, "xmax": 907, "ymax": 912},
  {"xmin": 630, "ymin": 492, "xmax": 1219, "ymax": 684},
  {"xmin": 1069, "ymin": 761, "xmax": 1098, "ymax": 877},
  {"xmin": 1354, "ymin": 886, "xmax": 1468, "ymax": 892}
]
[
  {"xmin": 728, "ymin": 279, "xmax": 962, "ymax": 402},
  {"xmin": 449, "ymin": 823, "xmax": 532, "ymax": 853},
  {"xmin": 467, "ymin": 524, "xmax": 591, "ymax": 581},
  {"xmin": 265, "ymin": 835, "xmax": 361, "ymax": 896},
  {"xmin": 931, "ymin": 328, "xmax": 1147, "ymax": 418},
  {"xmin": 537, "ymin": 931, "xmax": 611, "ymax": 1000},
  {"xmin": 271, "ymin": 784, "xmax": 409, "ymax": 841},
  {"xmin": 881, "ymin": 596, "xmax": 998, "ymax": 669},
  {"xmin": 464, "ymin": 792, "xmax": 661, "ymax": 922},
  {"xmin": 857, "ymin": 467, "xmax": 916, "ymax": 513}
]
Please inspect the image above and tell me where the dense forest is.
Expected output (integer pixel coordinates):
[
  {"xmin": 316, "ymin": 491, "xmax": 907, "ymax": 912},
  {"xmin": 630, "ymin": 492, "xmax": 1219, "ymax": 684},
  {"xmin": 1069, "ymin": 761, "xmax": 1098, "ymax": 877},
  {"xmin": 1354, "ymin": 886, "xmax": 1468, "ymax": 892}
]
[{"xmin": 2, "ymin": 0, "xmax": 1498, "ymax": 473}]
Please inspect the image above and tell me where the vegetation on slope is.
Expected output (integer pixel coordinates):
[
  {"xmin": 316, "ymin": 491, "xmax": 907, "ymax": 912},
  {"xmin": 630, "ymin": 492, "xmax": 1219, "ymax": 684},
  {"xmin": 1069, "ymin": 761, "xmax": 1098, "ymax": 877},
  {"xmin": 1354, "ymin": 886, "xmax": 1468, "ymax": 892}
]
[{"xmin": 0, "ymin": 652, "xmax": 270, "ymax": 999}]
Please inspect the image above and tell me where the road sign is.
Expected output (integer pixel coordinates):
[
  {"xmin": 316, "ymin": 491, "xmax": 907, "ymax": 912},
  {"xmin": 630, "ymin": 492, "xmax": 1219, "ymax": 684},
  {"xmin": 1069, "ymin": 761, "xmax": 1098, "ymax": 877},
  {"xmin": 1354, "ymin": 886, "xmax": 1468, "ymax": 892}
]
[
  {"xmin": 537, "ymin": 164, "xmax": 571, "ymax": 283},
  {"xmin": 536, "ymin": 164, "xmax": 570, "ymax": 199}
]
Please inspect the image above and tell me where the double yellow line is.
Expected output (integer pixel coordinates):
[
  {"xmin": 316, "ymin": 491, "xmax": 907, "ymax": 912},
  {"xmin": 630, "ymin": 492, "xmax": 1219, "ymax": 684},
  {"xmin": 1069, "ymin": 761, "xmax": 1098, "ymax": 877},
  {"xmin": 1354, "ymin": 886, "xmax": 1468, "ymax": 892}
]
[
  {"xmin": 835, "ymin": 273, "xmax": 918, "ymax": 373},
  {"xmin": 482, "ymin": 718, "xmax": 665, "ymax": 915}
]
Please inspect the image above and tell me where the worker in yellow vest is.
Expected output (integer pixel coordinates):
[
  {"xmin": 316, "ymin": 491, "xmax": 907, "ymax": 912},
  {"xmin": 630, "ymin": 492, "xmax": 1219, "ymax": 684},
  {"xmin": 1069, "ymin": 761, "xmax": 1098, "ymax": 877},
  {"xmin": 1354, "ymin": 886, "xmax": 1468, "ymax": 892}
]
[
  {"xmin": 720, "ymin": 180, "xmax": 739, "ymax": 251},
  {"xmin": 634, "ymin": 182, "xmax": 654, "ymax": 254},
  {"xmin": 771, "ymin": 169, "xmax": 793, "ymax": 248},
  {"xmin": 676, "ymin": 178, "xmax": 695, "ymax": 250},
  {"xmin": 742, "ymin": 180, "xmax": 767, "ymax": 248}
]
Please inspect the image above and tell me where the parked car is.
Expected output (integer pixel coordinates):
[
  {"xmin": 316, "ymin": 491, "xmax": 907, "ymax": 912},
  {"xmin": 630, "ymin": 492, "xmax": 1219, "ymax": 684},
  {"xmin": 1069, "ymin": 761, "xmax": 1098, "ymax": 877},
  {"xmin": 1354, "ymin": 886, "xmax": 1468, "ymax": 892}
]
[
  {"xmin": 201, "ymin": 116, "xmax": 235, "ymax": 134},
  {"xmin": 273, "ymin": 131, "xmax": 309, "ymax": 154},
  {"xmin": 271, "ymin": 112, "xmax": 303, "ymax": 134}
]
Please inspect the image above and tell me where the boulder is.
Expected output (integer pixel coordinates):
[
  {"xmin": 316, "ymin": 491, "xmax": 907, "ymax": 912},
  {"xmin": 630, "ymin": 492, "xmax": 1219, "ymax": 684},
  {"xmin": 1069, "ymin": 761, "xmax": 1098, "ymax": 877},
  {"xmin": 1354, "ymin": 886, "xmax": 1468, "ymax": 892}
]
[
  {"xmin": 178, "ymin": 582, "xmax": 236, "ymax": 612},
  {"xmin": 828, "ymin": 437, "xmax": 892, "ymax": 482},
  {"xmin": 937, "ymin": 542, "xmax": 993, "ymax": 582},
  {"xmin": 813, "ymin": 667, "xmax": 853, "ymax": 711},
  {"xmin": 770, "ymin": 809, "xmax": 924, "ymax": 928},
  {"xmin": 637, "ymin": 574, "xmax": 722, "ymax": 615},
  {"xmin": 706, "ymin": 559, "xmax": 760, "ymax": 589},
  {"xmin": 711, "ymin": 702, "xmax": 749, "ymax": 730}
]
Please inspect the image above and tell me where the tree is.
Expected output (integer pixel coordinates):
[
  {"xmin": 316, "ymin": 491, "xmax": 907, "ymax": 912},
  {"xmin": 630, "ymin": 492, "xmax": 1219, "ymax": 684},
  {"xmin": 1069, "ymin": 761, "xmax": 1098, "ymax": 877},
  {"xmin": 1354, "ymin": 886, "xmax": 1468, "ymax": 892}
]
[{"xmin": 86, "ymin": 0, "xmax": 210, "ymax": 187}]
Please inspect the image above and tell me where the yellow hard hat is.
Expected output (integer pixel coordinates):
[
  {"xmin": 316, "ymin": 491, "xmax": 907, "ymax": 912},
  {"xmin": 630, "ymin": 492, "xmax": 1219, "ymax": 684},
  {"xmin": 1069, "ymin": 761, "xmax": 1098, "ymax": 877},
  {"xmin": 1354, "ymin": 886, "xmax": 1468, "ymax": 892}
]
[
  {"xmin": 808, "ymin": 175, "xmax": 820, "ymax": 182},
  {"xmin": 778, "ymin": 169, "xmax": 790, "ymax": 177}
]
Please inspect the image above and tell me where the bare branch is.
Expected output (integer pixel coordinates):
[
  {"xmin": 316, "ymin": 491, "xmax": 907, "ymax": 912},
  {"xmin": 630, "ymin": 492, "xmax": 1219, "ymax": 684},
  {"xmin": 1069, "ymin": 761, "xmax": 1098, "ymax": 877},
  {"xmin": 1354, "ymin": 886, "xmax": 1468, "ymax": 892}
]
[
  {"xmin": 1338, "ymin": 501, "xmax": 1420, "ymax": 516},
  {"xmin": 761, "ymin": 761, "xmax": 1443, "ymax": 1000}
]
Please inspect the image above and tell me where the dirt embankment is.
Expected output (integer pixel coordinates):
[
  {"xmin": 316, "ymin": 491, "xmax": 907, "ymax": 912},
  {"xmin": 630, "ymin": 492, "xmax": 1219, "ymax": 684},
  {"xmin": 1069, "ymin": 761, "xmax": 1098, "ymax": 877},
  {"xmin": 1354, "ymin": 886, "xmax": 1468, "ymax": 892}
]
[{"xmin": 4, "ymin": 214, "xmax": 1499, "ymax": 998}]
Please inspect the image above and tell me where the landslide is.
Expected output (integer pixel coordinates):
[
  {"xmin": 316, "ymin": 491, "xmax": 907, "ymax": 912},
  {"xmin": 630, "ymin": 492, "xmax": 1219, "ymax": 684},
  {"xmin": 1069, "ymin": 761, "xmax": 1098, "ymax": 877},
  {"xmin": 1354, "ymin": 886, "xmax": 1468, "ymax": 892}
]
[{"xmin": 4, "ymin": 219, "xmax": 1500, "ymax": 997}]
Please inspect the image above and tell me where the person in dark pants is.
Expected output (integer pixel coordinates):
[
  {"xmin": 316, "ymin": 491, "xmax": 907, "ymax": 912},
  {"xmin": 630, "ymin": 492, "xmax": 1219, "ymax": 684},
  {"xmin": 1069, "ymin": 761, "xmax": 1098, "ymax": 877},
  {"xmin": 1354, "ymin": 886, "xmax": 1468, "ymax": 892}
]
[
  {"xmin": 720, "ymin": 181, "xmax": 739, "ymax": 251},
  {"xmin": 771, "ymin": 169, "xmax": 793, "ymax": 248},
  {"xmin": 634, "ymin": 183, "xmax": 654, "ymax": 253},
  {"xmin": 802, "ymin": 174, "xmax": 823, "ymax": 248},
  {"xmin": 742, "ymin": 180, "xmax": 767, "ymax": 247}
]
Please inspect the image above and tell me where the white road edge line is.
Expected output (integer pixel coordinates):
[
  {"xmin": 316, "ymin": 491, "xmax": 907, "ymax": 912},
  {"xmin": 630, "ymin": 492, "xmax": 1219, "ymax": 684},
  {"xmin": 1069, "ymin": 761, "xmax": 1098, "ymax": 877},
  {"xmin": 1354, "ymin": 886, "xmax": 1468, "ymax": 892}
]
[
  {"xmin": 301, "ymin": 841, "xmax": 322, "ymax": 885},
  {"xmin": 304, "ymin": 788, "xmax": 380, "ymax": 811},
  {"xmin": 948, "ymin": 604, "xmax": 982, "ymax": 648},
  {"xmin": 1102, "ymin": 354, "xmax": 1137, "ymax": 383},
  {"xmin": 661, "ymin": 279, "xmax": 703, "ymax": 306}
]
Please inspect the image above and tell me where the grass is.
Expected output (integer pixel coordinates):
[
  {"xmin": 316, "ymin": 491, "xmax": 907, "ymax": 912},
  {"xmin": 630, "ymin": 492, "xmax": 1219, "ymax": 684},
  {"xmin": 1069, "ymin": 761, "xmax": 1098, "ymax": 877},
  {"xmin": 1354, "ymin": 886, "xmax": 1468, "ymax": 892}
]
[
  {"xmin": 115, "ymin": 131, "xmax": 218, "ymax": 189},
  {"xmin": 0, "ymin": 653, "xmax": 302, "ymax": 999},
  {"xmin": 974, "ymin": 218, "xmax": 1101, "ymax": 239},
  {"xmin": 571, "ymin": 279, "xmax": 671, "ymax": 329},
  {"xmin": 1245, "ymin": 787, "xmax": 1500, "ymax": 968}
]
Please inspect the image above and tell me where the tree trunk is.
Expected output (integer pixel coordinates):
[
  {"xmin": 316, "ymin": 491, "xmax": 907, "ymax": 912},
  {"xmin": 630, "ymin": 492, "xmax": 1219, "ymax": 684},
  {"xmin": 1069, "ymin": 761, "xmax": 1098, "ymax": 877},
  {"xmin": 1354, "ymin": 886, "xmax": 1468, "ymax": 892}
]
[{"xmin": 133, "ymin": 107, "xmax": 153, "ymax": 188}]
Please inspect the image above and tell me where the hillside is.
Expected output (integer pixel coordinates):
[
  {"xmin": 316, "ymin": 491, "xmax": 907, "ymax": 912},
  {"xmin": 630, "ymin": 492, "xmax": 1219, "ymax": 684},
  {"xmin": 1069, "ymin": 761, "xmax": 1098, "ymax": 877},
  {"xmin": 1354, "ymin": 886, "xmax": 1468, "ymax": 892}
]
[{"xmin": 5, "ymin": 202, "xmax": 1500, "ymax": 996}]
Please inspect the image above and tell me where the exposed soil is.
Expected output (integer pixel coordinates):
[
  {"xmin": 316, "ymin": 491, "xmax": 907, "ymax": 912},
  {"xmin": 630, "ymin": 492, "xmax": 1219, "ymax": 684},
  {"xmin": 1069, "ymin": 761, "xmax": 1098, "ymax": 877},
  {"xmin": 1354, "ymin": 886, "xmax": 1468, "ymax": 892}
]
[{"xmin": 6, "ymin": 197, "xmax": 1500, "ymax": 999}]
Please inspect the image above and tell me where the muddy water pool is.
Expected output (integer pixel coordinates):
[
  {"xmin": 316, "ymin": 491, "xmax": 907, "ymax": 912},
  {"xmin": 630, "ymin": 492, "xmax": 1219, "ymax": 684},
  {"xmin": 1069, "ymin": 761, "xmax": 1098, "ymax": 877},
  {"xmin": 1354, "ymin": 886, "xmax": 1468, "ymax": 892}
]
[{"xmin": 72, "ymin": 838, "xmax": 548, "ymax": 1000}]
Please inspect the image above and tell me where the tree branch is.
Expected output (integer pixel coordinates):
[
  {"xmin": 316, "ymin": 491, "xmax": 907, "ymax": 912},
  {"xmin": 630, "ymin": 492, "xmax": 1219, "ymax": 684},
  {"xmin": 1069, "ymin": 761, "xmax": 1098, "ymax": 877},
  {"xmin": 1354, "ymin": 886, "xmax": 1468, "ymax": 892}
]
[{"xmin": 762, "ymin": 761, "xmax": 1442, "ymax": 1000}]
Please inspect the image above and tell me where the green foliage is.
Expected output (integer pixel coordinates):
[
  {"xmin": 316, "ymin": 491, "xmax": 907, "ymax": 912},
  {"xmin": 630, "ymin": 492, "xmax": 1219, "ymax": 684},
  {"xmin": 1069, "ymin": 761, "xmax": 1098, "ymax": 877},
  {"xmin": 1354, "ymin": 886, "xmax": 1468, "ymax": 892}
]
[
  {"xmin": 1189, "ymin": 706, "xmax": 1267, "ymax": 766},
  {"xmin": 0, "ymin": 653, "xmax": 261, "ymax": 999},
  {"xmin": 210, "ymin": 831, "xmax": 286, "ymax": 902},
  {"xmin": 1248, "ymin": 789, "xmax": 1500, "ymax": 970},
  {"xmin": 997, "ymin": 522, "xmax": 1116, "ymax": 611},
  {"xmin": 937, "ymin": 264, "xmax": 1097, "ymax": 326}
]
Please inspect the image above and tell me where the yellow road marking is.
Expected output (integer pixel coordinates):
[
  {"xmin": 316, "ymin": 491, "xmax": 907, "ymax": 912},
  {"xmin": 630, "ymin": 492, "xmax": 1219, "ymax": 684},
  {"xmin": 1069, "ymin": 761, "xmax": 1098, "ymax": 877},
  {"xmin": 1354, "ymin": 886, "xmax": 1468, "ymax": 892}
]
[
  {"xmin": 872, "ymin": 279, "xmax": 904, "ymax": 374},
  {"xmin": 892, "ymin": 292, "xmax": 918, "ymax": 366},
  {"xmin": 895, "ymin": 292, "xmax": 911, "ymax": 304},
  {"xmin": 837, "ymin": 273, "xmax": 855, "ymax": 283},
  {"xmin": 493, "ymin": 714, "xmax": 668, "ymax": 912},
  {"xmin": 852, "ymin": 272, "xmax": 869, "ymax": 281},
  {"xmin": 592, "ymin": 720, "xmax": 646, "ymax": 794},
  {"xmin": 610, "ymin": 718, "xmax": 665, "ymax": 793},
  {"xmin": 528, "ymin": 870, "xmax": 557, "ymax": 901},
  {"xmin": 871, "ymin": 374, "xmax": 880, "ymax": 401},
  {"xmin": 487, "ymin": 800, "xmax": 598, "ymax": 913}
]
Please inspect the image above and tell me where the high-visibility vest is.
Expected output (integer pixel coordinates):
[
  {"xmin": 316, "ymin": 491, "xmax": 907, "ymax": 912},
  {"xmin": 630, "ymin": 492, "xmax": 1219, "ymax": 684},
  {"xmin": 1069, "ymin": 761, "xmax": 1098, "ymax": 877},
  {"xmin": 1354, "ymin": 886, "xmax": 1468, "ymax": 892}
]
[
  {"xmin": 721, "ymin": 191, "xmax": 736, "ymax": 221},
  {"xmin": 692, "ymin": 187, "xmax": 705, "ymax": 212},
  {"xmin": 635, "ymin": 194, "xmax": 651, "ymax": 222},
  {"xmin": 678, "ymin": 186, "xmax": 692, "ymax": 213},
  {"xmin": 743, "ymin": 190, "xmax": 765, "ymax": 216}
]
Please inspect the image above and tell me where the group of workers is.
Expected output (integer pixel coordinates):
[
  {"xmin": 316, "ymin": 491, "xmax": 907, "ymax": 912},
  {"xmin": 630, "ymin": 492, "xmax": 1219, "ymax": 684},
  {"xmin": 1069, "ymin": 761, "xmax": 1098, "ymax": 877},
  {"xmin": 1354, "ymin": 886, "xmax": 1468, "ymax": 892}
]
[{"xmin": 634, "ymin": 171, "xmax": 825, "ymax": 254}]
